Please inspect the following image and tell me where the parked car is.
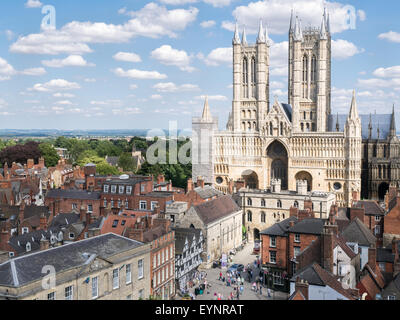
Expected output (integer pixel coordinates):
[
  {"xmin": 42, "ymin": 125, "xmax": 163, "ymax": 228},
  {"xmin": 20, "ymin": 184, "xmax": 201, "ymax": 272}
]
[{"xmin": 228, "ymin": 263, "xmax": 244, "ymax": 273}]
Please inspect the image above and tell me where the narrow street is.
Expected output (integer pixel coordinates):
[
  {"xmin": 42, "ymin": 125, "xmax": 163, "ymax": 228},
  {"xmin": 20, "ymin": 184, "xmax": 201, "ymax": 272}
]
[{"xmin": 182, "ymin": 242, "xmax": 288, "ymax": 301}]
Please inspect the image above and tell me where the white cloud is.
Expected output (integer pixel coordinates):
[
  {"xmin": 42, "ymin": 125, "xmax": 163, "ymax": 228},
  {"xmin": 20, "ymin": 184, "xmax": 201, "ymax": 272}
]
[
  {"xmin": 373, "ymin": 66, "xmax": 400, "ymax": 78},
  {"xmin": 20, "ymin": 67, "xmax": 46, "ymax": 76},
  {"xmin": 153, "ymin": 82, "xmax": 200, "ymax": 92},
  {"xmin": 151, "ymin": 45, "xmax": 195, "ymax": 72},
  {"xmin": 270, "ymin": 81, "xmax": 285, "ymax": 89},
  {"xmin": 198, "ymin": 47, "xmax": 232, "ymax": 66},
  {"xmin": 222, "ymin": 0, "xmax": 365, "ymax": 36},
  {"xmin": 378, "ymin": 31, "xmax": 400, "ymax": 43},
  {"xmin": 200, "ymin": 20, "xmax": 216, "ymax": 28},
  {"xmin": 203, "ymin": 0, "xmax": 233, "ymax": 7},
  {"xmin": 42, "ymin": 55, "xmax": 95, "ymax": 68},
  {"xmin": 113, "ymin": 52, "xmax": 142, "ymax": 63},
  {"xmin": 151, "ymin": 94, "xmax": 163, "ymax": 100},
  {"xmin": 55, "ymin": 100, "xmax": 74, "ymax": 105},
  {"xmin": 29, "ymin": 79, "xmax": 81, "ymax": 92},
  {"xmin": 5, "ymin": 30, "xmax": 14, "ymax": 41},
  {"xmin": 113, "ymin": 68, "xmax": 167, "ymax": 80},
  {"xmin": 0, "ymin": 57, "xmax": 16, "ymax": 79},
  {"xmin": 112, "ymin": 108, "xmax": 142, "ymax": 115},
  {"xmin": 11, "ymin": 3, "xmax": 198, "ymax": 55},
  {"xmin": 53, "ymin": 93, "xmax": 75, "ymax": 98},
  {"xmin": 332, "ymin": 39, "xmax": 363, "ymax": 60},
  {"xmin": 357, "ymin": 10, "xmax": 366, "ymax": 22},
  {"xmin": 25, "ymin": 0, "xmax": 43, "ymax": 8},
  {"xmin": 195, "ymin": 95, "xmax": 228, "ymax": 101},
  {"xmin": 130, "ymin": 84, "xmax": 138, "ymax": 90},
  {"xmin": 84, "ymin": 78, "xmax": 96, "ymax": 82}
]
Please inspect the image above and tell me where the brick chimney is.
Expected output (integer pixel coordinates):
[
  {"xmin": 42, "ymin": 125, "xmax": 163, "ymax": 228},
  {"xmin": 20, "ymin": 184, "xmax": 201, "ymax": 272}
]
[
  {"xmin": 128, "ymin": 227, "xmax": 144, "ymax": 242},
  {"xmin": 197, "ymin": 177, "xmax": 205, "ymax": 189},
  {"xmin": 39, "ymin": 213, "xmax": 47, "ymax": 231},
  {"xmin": 352, "ymin": 190, "xmax": 359, "ymax": 205},
  {"xmin": 235, "ymin": 179, "xmax": 245, "ymax": 191},
  {"xmin": 350, "ymin": 206, "xmax": 365, "ymax": 223},
  {"xmin": 290, "ymin": 206, "xmax": 299, "ymax": 218},
  {"xmin": 392, "ymin": 238, "xmax": 399, "ymax": 260},
  {"xmin": 19, "ymin": 202, "xmax": 25, "ymax": 223},
  {"xmin": 40, "ymin": 238, "xmax": 50, "ymax": 251},
  {"xmin": 304, "ymin": 199, "xmax": 313, "ymax": 212},
  {"xmin": 187, "ymin": 178, "xmax": 193, "ymax": 193},
  {"xmin": 295, "ymin": 277, "xmax": 309, "ymax": 300},
  {"xmin": 329, "ymin": 204, "xmax": 338, "ymax": 225},
  {"xmin": 157, "ymin": 175, "xmax": 165, "ymax": 184},
  {"xmin": 289, "ymin": 220, "xmax": 296, "ymax": 228},
  {"xmin": 368, "ymin": 244, "xmax": 377, "ymax": 272},
  {"xmin": 0, "ymin": 230, "xmax": 10, "ymax": 250},
  {"xmin": 80, "ymin": 205, "xmax": 86, "ymax": 222},
  {"xmin": 298, "ymin": 209, "xmax": 315, "ymax": 222},
  {"xmin": 322, "ymin": 222, "xmax": 335, "ymax": 273}
]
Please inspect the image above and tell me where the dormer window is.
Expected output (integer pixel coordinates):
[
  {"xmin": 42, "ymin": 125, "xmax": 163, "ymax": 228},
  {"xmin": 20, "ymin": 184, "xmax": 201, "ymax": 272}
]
[
  {"xmin": 22, "ymin": 227, "xmax": 29, "ymax": 235},
  {"xmin": 26, "ymin": 242, "xmax": 31, "ymax": 252},
  {"xmin": 69, "ymin": 233, "xmax": 75, "ymax": 239},
  {"xmin": 119, "ymin": 186, "xmax": 124, "ymax": 194},
  {"xmin": 111, "ymin": 185, "xmax": 117, "ymax": 194},
  {"xmin": 103, "ymin": 185, "xmax": 109, "ymax": 193},
  {"xmin": 112, "ymin": 220, "xmax": 119, "ymax": 228},
  {"xmin": 126, "ymin": 186, "xmax": 132, "ymax": 195}
]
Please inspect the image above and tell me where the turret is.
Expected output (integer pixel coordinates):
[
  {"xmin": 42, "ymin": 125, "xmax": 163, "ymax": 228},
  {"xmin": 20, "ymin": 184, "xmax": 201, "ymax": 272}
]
[
  {"xmin": 389, "ymin": 104, "xmax": 397, "ymax": 138},
  {"xmin": 289, "ymin": 9, "xmax": 294, "ymax": 34},
  {"xmin": 242, "ymin": 26, "xmax": 248, "ymax": 46},
  {"xmin": 256, "ymin": 19, "xmax": 265, "ymax": 44},
  {"xmin": 233, "ymin": 21, "xmax": 240, "ymax": 45},
  {"xmin": 201, "ymin": 96, "xmax": 212, "ymax": 122},
  {"xmin": 368, "ymin": 113, "xmax": 373, "ymax": 139},
  {"xmin": 293, "ymin": 16, "xmax": 303, "ymax": 41}
]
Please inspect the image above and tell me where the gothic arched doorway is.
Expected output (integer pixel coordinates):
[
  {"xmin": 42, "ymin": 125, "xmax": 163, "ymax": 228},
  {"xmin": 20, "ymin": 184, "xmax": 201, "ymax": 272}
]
[
  {"xmin": 253, "ymin": 228, "xmax": 260, "ymax": 241},
  {"xmin": 295, "ymin": 171, "xmax": 313, "ymax": 191},
  {"xmin": 378, "ymin": 182, "xmax": 389, "ymax": 201},
  {"xmin": 267, "ymin": 140, "xmax": 288, "ymax": 190},
  {"xmin": 242, "ymin": 170, "xmax": 259, "ymax": 189}
]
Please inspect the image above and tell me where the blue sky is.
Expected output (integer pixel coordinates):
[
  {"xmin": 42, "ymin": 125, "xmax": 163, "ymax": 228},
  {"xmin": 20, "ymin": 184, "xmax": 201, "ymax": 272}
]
[{"xmin": 0, "ymin": 0, "xmax": 399, "ymax": 130}]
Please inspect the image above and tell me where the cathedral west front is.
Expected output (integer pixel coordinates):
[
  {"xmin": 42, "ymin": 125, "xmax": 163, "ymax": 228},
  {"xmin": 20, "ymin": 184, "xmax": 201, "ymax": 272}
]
[{"xmin": 192, "ymin": 10, "xmax": 400, "ymax": 207}]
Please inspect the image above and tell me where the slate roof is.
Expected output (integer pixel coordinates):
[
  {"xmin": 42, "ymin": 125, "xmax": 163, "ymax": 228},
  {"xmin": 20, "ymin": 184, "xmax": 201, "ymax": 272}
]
[
  {"xmin": 341, "ymin": 218, "xmax": 376, "ymax": 247},
  {"xmin": 377, "ymin": 247, "xmax": 395, "ymax": 263},
  {"xmin": 291, "ymin": 263, "xmax": 358, "ymax": 300},
  {"xmin": 0, "ymin": 233, "xmax": 145, "ymax": 288},
  {"xmin": 281, "ymin": 103, "xmax": 292, "ymax": 122},
  {"xmin": 260, "ymin": 216, "xmax": 298, "ymax": 236},
  {"xmin": 194, "ymin": 185, "xmax": 223, "ymax": 199},
  {"xmin": 46, "ymin": 189, "xmax": 101, "ymax": 200},
  {"xmin": 288, "ymin": 218, "xmax": 325, "ymax": 235},
  {"xmin": 192, "ymin": 195, "xmax": 240, "ymax": 225},
  {"xmin": 50, "ymin": 213, "xmax": 80, "ymax": 228},
  {"xmin": 354, "ymin": 200, "xmax": 386, "ymax": 216},
  {"xmin": 328, "ymin": 113, "xmax": 393, "ymax": 140}
]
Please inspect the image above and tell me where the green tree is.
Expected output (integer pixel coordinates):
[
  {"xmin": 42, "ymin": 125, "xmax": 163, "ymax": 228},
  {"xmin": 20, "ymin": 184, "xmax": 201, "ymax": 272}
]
[
  {"xmin": 77, "ymin": 155, "xmax": 120, "ymax": 176},
  {"xmin": 118, "ymin": 153, "xmax": 136, "ymax": 172},
  {"xmin": 39, "ymin": 143, "xmax": 60, "ymax": 167}
]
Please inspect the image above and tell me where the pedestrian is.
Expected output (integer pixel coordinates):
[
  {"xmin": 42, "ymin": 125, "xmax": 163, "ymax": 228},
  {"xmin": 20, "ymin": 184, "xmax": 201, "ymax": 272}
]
[
  {"xmin": 240, "ymin": 285, "xmax": 244, "ymax": 295},
  {"xmin": 267, "ymin": 288, "xmax": 271, "ymax": 298},
  {"xmin": 219, "ymin": 272, "xmax": 222, "ymax": 281},
  {"xmin": 236, "ymin": 288, "xmax": 240, "ymax": 300},
  {"xmin": 259, "ymin": 284, "xmax": 263, "ymax": 295}
]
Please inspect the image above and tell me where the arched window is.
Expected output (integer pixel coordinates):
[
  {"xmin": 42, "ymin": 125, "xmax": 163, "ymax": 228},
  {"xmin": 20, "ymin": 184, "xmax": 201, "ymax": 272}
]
[
  {"xmin": 304, "ymin": 111, "xmax": 307, "ymax": 120},
  {"xmin": 303, "ymin": 55, "xmax": 308, "ymax": 82},
  {"xmin": 243, "ymin": 58, "xmax": 248, "ymax": 85},
  {"xmin": 247, "ymin": 198, "xmax": 252, "ymax": 206},
  {"xmin": 251, "ymin": 57, "xmax": 256, "ymax": 84},
  {"xmin": 301, "ymin": 123, "xmax": 304, "ymax": 131},
  {"xmin": 261, "ymin": 212, "xmax": 266, "ymax": 223},
  {"xmin": 282, "ymin": 214, "xmax": 285, "ymax": 219},
  {"xmin": 311, "ymin": 55, "xmax": 317, "ymax": 82},
  {"xmin": 280, "ymin": 122, "xmax": 283, "ymax": 136},
  {"xmin": 277, "ymin": 200, "xmax": 282, "ymax": 208},
  {"xmin": 261, "ymin": 199, "xmax": 266, "ymax": 207},
  {"xmin": 273, "ymin": 213, "xmax": 276, "ymax": 219},
  {"xmin": 269, "ymin": 123, "xmax": 273, "ymax": 135},
  {"xmin": 294, "ymin": 201, "xmax": 299, "ymax": 208},
  {"xmin": 247, "ymin": 211, "xmax": 253, "ymax": 222}
]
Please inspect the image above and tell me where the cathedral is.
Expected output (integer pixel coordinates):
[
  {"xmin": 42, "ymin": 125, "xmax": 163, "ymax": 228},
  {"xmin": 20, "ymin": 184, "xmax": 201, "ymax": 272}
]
[{"xmin": 192, "ymin": 10, "xmax": 400, "ymax": 207}]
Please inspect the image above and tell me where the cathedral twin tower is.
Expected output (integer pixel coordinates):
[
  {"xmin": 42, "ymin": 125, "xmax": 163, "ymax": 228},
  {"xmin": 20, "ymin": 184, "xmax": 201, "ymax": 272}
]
[{"xmin": 192, "ymin": 10, "xmax": 384, "ymax": 207}]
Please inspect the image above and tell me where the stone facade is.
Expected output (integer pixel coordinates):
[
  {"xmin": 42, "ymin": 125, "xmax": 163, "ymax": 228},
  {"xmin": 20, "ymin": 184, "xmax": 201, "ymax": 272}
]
[
  {"xmin": 192, "ymin": 11, "xmax": 399, "ymax": 207},
  {"xmin": 0, "ymin": 234, "xmax": 151, "ymax": 300},
  {"xmin": 237, "ymin": 179, "xmax": 336, "ymax": 241}
]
